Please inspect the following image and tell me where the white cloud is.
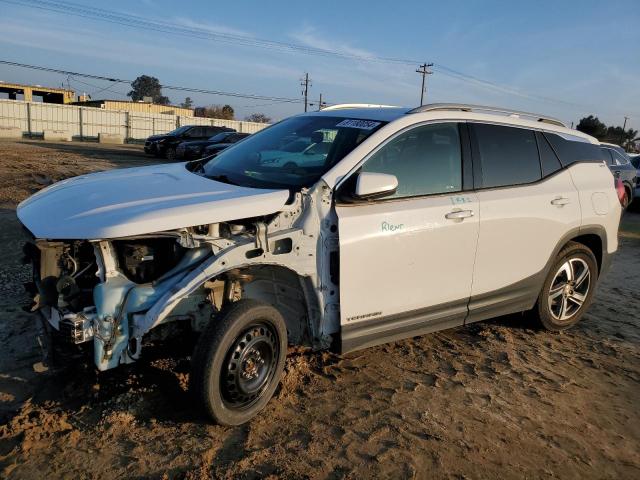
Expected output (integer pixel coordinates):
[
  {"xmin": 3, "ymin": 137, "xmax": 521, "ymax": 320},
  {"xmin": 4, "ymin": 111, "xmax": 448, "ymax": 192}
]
[
  {"xmin": 289, "ymin": 24, "xmax": 378, "ymax": 60},
  {"xmin": 172, "ymin": 17, "xmax": 253, "ymax": 38}
]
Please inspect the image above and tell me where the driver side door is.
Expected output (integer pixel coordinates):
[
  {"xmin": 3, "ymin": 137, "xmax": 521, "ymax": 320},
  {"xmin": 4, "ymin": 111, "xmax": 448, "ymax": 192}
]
[{"xmin": 336, "ymin": 122, "xmax": 479, "ymax": 352}]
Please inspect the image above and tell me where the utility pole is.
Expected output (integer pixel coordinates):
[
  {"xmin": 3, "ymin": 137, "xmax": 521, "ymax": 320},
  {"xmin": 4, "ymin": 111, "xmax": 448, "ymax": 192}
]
[
  {"xmin": 621, "ymin": 116, "xmax": 629, "ymax": 144},
  {"xmin": 317, "ymin": 93, "xmax": 326, "ymax": 110},
  {"xmin": 415, "ymin": 63, "xmax": 433, "ymax": 106},
  {"xmin": 300, "ymin": 73, "xmax": 311, "ymax": 112}
]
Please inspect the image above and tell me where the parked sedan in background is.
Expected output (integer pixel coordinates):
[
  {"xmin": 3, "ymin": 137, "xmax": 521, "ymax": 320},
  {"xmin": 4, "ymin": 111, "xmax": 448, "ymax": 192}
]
[
  {"xmin": 175, "ymin": 131, "xmax": 251, "ymax": 160},
  {"xmin": 144, "ymin": 125, "xmax": 235, "ymax": 160},
  {"xmin": 600, "ymin": 142, "xmax": 636, "ymax": 207},
  {"xmin": 201, "ymin": 142, "xmax": 236, "ymax": 158}
]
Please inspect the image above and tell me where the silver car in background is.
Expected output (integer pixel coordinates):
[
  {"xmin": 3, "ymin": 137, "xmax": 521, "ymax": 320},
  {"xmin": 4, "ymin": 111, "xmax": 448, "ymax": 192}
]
[{"xmin": 599, "ymin": 142, "xmax": 637, "ymax": 207}]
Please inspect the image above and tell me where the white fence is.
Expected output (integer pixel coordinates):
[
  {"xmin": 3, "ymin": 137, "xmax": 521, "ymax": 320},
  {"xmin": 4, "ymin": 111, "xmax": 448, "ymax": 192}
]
[{"xmin": 0, "ymin": 99, "xmax": 269, "ymax": 141}]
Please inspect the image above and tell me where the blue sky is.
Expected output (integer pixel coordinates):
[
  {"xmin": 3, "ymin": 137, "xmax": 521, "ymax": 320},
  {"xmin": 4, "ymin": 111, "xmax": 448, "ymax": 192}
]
[{"xmin": 0, "ymin": 0, "xmax": 638, "ymax": 131}]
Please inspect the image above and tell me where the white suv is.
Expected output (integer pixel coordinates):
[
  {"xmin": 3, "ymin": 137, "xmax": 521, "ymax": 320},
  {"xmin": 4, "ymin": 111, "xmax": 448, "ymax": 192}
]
[{"xmin": 18, "ymin": 103, "xmax": 622, "ymax": 425}]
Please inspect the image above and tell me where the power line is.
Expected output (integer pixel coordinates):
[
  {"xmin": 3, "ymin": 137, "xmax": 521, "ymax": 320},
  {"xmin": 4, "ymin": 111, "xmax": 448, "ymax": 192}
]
[
  {"xmin": 415, "ymin": 63, "xmax": 433, "ymax": 106},
  {"xmin": 1, "ymin": 0, "xmax": 419, "ymax": 65},
  {"xmin": 0, "ymin": 59, "xmax": 303, "ymax": 104},
  {"xmin": 67, "ymin": 76, "xmax": 129, "ymax": 97},
  {"xmin": 2, "ymin": 0, "xmax": 630, "ymax": 116}
]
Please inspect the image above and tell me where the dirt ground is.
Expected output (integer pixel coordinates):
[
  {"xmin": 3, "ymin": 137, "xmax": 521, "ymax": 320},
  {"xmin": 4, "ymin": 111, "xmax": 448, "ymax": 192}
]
[{"xmin": 0, "ymin": 139, "xmax": 638, "ymax": 479}]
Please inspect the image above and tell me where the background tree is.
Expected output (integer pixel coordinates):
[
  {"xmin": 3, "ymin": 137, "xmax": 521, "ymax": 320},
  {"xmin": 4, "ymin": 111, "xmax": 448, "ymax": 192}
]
[
  {"xmin": 194, "ymin": 104, "xmax": 235, "ymax": 120},
  {"xmin": 245, "ymin": 112, "xmax": 272, "ymax": 123},
  {"xmin": 221, "ymin": 104, "xmax": 235, "ymax": 119},
  {"xmin": 576, "ymin": 115, "xmax": 607, "ymax": 139},
  {"xmin": 181, "ymin": 97, "xmax": 194, "ymax": 109},
  {"xmin": 128, "ymin": 75, "xmax": 170, "ymax": 105},
  {"xmin": 576, "ymin": 115, "xmax": 638, "ymax": 149},
  {"xmin": 605, "ymin": 125, "xmax": 638, "ymax": 145}
]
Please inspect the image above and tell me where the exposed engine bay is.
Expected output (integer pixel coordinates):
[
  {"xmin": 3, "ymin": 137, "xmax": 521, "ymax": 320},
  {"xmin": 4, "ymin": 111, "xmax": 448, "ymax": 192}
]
[{"xmin": 22, "ymin": 188, "xmax": 340, "ymax": 372}]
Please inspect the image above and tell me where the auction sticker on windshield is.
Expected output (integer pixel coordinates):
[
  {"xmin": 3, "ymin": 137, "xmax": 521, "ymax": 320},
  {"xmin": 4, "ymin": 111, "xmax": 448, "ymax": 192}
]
[{"xmin": 336, "ymin": 119, "xmax": 382, "ymax": 130}]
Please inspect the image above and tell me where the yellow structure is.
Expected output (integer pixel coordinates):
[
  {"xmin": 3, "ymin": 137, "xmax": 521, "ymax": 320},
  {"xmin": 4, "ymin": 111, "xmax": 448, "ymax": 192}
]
[
  {"xmin": 72, "ymin": 99, "xmax": 194, "ymax": 116},
  {"xmin": 0, "ymin": 82, "xmax": 74, "ymax": 104}
]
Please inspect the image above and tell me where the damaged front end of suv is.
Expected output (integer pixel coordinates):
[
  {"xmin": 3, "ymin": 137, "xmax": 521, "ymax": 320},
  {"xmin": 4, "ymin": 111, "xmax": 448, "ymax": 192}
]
[
  {"xmin": 16, "ymin": 111, "xmax": 387, "ymax": 423},
  {"xmin": 21, "ymin": 206, "xmax": 324, "ymax": 372}
]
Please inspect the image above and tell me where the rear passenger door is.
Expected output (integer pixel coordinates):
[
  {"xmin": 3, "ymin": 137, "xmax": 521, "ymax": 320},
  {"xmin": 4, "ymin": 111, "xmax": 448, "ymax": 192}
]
[{"xmin": 467, "ymin": 123, "xmax": 581, "ymax": 322}]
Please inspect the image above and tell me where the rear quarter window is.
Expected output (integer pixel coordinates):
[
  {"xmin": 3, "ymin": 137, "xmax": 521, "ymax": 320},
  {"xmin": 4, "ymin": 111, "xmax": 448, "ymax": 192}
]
[{"xmin": 543, "ymin": 133, "xmax": 603, "ymax": 167}]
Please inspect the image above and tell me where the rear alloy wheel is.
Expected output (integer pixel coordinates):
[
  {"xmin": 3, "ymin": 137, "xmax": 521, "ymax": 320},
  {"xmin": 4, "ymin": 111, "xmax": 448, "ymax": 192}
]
[
  {"xmin": 191, "ymin": 299, "xmax": 287, "ymax": 425},
  {"xmin": 535, "ymin": 242, "xmax": 598, "ymax": 331}
]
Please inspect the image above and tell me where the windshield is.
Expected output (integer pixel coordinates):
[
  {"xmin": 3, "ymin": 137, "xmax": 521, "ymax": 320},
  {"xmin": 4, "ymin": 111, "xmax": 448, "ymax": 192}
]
[
  {"xmin": 208, "ymin": 132, "xmax": 231, "ymax": 142},
  {"xmin": 166, "ymin": 126, "xmax": 191, "ymax": 136},
  {"xmin": 202, "ymin": 115, "xmax": 386, "ymax": 189}
]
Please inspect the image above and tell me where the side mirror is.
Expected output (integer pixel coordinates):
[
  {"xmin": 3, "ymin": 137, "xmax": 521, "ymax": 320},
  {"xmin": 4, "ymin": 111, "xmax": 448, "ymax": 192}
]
[{"xmin": 354, "ymin": 172, "xmax": 398, "ymax": 199}]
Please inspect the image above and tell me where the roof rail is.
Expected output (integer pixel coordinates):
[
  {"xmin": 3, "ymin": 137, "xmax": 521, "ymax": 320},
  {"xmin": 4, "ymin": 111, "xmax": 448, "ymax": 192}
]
[
  {"xmin": 407, "ymin": 103, "xmax": 567, "ymax": 128},
  {"xmin": 321, "ymin": 103, "xmax": 399, "ymax": 111}
]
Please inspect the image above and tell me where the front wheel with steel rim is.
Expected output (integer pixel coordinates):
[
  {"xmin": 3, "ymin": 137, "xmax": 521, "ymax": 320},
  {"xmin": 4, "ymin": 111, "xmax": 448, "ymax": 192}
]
[
  {"xmin": 535, "ymin": 241, "xmax": 598, "ymax": 331},
  {"xmin": 191, "ymin": 299, "xmax": 288, "ymax": 425}
]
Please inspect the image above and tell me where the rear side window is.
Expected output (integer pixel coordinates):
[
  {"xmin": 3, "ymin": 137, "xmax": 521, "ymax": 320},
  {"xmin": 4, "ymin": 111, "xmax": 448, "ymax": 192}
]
[
  {"xmin": 600, "ymin": 147, "xmax": 614, "ymax": 166},
  {"xmin": 536, "ymin": 132, "xmax": 563, "ymax": 177},
  {"xmin": 544, "ymin": 133, "xmax": 603, "ymax": 167},
  {"xmin": 611, "ymin": 150, "xmax": 631, "ymax": 166},
  {"xmin": 472, "ymin": 123, "xmax": 541, "ymax": 188}
]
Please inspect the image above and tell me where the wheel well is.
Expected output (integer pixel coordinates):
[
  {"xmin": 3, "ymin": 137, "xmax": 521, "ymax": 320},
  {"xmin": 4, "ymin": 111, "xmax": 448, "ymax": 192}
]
[
  {"xmin": 221, "ymin": 265, "xmax": 317, "ymax": 346},
  {"xmin": 570, "ymin": 234, "xmax": 603, "ymax": 274}
]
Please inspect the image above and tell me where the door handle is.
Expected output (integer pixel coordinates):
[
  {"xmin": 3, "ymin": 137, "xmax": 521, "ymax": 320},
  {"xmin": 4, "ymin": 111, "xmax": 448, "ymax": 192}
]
[
  {"xmin": 445, "ymin": 209, "xmax": 474, "ymax": 219},
  {"xmin": 551, "ymin": 197, "xmax": 571, "ymax": 206}
]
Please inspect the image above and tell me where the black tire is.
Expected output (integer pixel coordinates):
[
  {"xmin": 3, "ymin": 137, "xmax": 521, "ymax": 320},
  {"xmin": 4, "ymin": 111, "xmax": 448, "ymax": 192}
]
[
  {"xmin": 190, "ymin": 299, "xmax": 287, "ymax": 425},
  {"xmin": 534, "ymin": 241, "xmax": 598, "ymax": 331},
  {"xmin": 622, "ymin": 186, "xmax": 632, "ymax": 209},
  {"xmin": 166, "ymin": 147, "xmax": 177, "ymax": 162}
]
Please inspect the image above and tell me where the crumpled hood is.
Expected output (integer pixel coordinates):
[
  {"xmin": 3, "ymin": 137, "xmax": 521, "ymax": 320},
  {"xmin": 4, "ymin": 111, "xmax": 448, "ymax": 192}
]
[{"xmin": 17, "ymin": 162, "xmax": 290, "ymax": 239}]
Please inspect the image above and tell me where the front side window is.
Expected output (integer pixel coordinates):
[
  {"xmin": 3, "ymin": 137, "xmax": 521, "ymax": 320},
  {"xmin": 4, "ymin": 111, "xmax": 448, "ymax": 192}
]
[
  {"xmin": 473, "ymin": 123, "xmax": 541, "ymax": 188},
  {"xmin": 359, "ymin": 123, "xmax": 462, "ymax": 198},
  {"xmin": 202, "ymin": 116, "xmax": 386, "ymax": 189},
  {"xmin": 185, "ymin": 127, "xmax": 202, "ymax": 138}
]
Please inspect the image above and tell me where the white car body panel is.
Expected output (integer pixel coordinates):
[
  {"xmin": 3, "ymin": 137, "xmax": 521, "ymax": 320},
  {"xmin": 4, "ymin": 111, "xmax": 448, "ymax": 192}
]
[
  {"xmin": 471, "ymin": 169, "xmax": 581, "ymax": 296},
  {"xmin": 567, "ymin": 162, "xmax": 621, "ymax": 254},
  {"xmin": 337, "ymin": 192, "xmax": 479, "ymax": 325},
  {"xmin": 17, "ymin": 162, "xmax": 290, "ymax": 239}
]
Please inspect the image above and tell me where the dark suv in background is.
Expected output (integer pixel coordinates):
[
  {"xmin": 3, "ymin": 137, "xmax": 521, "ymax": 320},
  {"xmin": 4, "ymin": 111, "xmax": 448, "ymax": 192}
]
[
  {"xmin": 175, "ymin": 131, "xmax": 251, "ymax": 160},
  {"xmin": 144, "ymin": 125, "xmax": 234, "ymax": 160},
  {"xmin": 600, "ymin": 142, "xmax": 637, "ymax": 207}
]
